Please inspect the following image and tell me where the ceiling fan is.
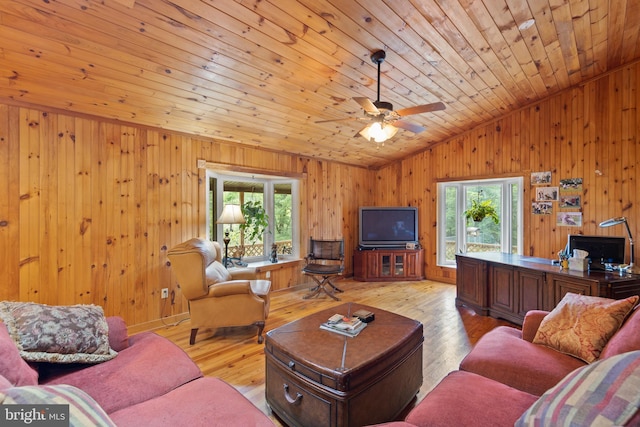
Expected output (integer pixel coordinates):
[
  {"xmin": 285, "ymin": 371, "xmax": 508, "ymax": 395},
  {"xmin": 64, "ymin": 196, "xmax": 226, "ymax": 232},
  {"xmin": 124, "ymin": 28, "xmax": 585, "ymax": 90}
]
[{"xmin": 316, "ymin": 50, "xmax": 446, "ymax": 143}]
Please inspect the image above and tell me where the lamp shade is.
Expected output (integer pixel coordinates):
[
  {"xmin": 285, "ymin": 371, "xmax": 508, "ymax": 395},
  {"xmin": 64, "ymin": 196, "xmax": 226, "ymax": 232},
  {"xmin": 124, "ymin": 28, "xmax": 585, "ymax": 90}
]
[
  {"xmin": 359, "ymin": 122, "xmax": 399, "ymax": 143},
  {"xmin": 216, "ymin": 204, "xmax": 246, "ymax": 225},
  {"xmin": 599, "ymin": 217, "xmax": 627, "ymax": 228}
]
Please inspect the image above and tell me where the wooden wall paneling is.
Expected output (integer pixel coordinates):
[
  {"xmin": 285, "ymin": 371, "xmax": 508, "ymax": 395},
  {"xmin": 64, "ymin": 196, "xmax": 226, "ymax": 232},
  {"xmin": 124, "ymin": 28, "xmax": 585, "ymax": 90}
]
[
  {"xmin": 582, "ymin": 79, "xmax": 595, "ymax": 234},
  {"xmin": 517, "ymin": 108, "xmax": 530, "ymax": 256},
  {"xmin": 19, "ymin": 109, "xmax": 39, "ymax": 302},
  {"xmin": 103, "ymin": 123, "xmax": 118, "ymax": 316},
  {"xmin": 132, "ymin": 127, "xmax": 147, "ymax": 325},
  {"xmin": 57, "ymin": 114, "xmax": 74, "ymax": 304},
  {"xmin": 598, "ymin": 68, "xmax": 627, "ymax": 219},
  {"xmin": 592, "ymin": 75, "xmax": 609, "ymax": 229},
  {"xmin": 570, "ymin": 87, "xmax": 584, "ymax": 179},
  {"xmin": 484, "ymin": 122, "xmax": 495, "ymax": 176},
  {"xmin": 90, "ymin": 123, "xmax": 105, "ymax": 309},
  {"xmin": 0, "ymin": 105, "xmax": 17, "ymax": 301},
  {"xmin": 158, "ymin": 132, "xmax": 172, "ymax": 318},
  {"xmin": 375, "ymin": 63, "xmax": 640, "ymax": 283},
  {"xmin": 1, "ymin": 102, "xmax": 369, "ymax": 328},
  {"xmin": 40, "ymin": 111, "xmax": 58, "ymax": 304},
  {"xmin": 634, "ymin": 63, "xmax": 639, "ymax": 214},
  {"xmin": 144, "ymin": 131, "xmax": 160, "ymax": 324},
  {"xmin": 168, "ymin": 133, "xmax": 179, "ymax": 318},
  {"xmin": 121, "ymin": 126, "xmax": 136, "ymax": 322},
  {"xmin": 75, "ymin": 119, "xmax": 91, "ymax": 305}
]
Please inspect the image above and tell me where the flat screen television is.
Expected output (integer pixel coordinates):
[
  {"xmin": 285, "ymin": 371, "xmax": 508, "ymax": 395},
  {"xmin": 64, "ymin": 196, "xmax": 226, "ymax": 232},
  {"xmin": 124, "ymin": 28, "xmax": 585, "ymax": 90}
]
[
  {"xmin": 567, "ymin": 235, "xmax": 626, "ymax": 271},
  {"xmin": 359, "ymin": 207, "xmax": 418, "ymax": 248}
]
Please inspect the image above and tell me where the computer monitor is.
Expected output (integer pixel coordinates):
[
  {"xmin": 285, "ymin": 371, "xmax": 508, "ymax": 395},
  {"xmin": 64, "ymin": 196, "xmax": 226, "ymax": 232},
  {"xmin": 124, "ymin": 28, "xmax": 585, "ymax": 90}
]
[{"xmin": 567, "ymin": 235, "xmax": 626, "ymax": 271}]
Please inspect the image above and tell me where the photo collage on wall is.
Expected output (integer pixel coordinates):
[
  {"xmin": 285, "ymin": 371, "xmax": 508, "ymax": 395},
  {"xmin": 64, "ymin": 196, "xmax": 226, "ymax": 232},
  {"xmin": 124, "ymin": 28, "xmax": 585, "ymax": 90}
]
[{"xmin": 531, "ymin": 172, "xmax": 583, "ymax": 227}]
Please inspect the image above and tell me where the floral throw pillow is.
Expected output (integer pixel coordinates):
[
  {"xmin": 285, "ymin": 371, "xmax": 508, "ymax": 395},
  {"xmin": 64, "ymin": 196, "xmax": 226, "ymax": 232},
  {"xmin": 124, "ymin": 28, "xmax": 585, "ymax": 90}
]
[
  {"xmin": 0, "ymin": 302, "xmax": 117, "ymax": 364},
  {"xmin": 533, "ymin": 293, "xmax": 638, "ymax": 363}
]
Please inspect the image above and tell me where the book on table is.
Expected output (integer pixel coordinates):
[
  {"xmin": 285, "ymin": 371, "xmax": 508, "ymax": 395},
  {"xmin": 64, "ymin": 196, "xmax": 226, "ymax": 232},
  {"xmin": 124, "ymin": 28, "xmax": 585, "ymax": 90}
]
[{"xmin": 320, "ymin": 314, "xmax": 367, "ymax": 337}]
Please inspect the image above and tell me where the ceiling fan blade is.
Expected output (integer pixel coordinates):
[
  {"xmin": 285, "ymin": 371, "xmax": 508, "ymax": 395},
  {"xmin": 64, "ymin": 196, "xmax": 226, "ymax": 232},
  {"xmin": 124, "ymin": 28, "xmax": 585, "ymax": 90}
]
[
  {"xmin": 392, "ymin": 120, "xmax": 426, "ymax": 134},
  {"xmin": 353, "ymin": 97, "xmax": 380, "ymax": 114},
  {"xmin": 354, "ymin": 126, "xmax": 368, "ymax": 138},
  {"xmin": 395, "ymin": 101, "xmax": 446, "ymax": 117}
]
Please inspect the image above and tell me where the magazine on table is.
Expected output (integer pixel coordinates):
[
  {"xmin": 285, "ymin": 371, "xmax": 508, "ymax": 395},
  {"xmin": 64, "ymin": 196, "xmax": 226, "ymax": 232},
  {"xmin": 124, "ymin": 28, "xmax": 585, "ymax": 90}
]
[{"xmin": 320, "ymin": 314, "xmax": 367, "ymax": 337}]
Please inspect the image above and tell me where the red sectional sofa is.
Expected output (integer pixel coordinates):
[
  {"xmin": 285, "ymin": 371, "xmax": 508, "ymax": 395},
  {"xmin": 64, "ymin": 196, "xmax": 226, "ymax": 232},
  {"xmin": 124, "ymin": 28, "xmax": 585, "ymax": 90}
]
[
  {"xmin": 0, "ymin": 316, "xmax": 274, "ymax": 426},
  {"xmin": 375, "ymin": 298, "xmax": 640, "ymax": 427}
]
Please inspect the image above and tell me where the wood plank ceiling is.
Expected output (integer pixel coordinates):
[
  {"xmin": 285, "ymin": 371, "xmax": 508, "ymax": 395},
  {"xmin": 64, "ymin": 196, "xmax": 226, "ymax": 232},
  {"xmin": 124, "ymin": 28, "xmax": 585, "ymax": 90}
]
[{"xmin": 1, "ymin": 0, "xmax": 639, "ymax": 168}]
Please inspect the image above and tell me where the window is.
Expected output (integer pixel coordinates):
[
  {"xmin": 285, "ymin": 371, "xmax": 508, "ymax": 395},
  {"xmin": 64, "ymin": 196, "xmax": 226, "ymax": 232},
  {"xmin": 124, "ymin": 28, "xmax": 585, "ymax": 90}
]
[
  {"xmin": 437, "ymin": 177, "xmax": 522, "ymax": 266},
  {"xmin": 207, "ymin": 170, "xmax": 299, "ymax": 264}
]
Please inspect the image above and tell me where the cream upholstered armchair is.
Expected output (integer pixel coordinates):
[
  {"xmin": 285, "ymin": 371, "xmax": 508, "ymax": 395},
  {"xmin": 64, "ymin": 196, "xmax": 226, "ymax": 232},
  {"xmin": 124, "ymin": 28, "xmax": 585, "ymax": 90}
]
[{"xmin": 167, "ymin": 238, "xmax": 270, "ymax": 344}]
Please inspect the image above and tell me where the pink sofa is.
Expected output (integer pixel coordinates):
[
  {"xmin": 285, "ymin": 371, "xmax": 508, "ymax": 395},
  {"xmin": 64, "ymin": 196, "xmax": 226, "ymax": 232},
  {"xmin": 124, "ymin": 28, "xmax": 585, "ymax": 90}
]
[
  {"xmin": 374, "ymin": 303, "xmax": 640, "ymax": 426},
  {"xmin": 1, "ymin": 317, "xmax": 274, "ymax": 426}
]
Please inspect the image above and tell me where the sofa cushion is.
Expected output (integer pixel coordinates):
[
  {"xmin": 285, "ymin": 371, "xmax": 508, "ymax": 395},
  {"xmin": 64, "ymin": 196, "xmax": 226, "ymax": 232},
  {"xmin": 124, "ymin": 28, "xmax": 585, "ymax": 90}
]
[
  {"xmin": 0, "ymin": 301, "xmax": 117, "ymax": 364},
  {"xmin": 109, "ymin": 377, "xmax": 275, "ymax": 427},
  {"xmin": 516, "ymin": 350, "xmax": 640, "ymax": 426},
  {"xmin": 38, "ymin": 331, "xmax": 203, "ymax": 414},
  {"xmin": 460, "ymin": 326, "xmax": 586, "ymax": 396},
  {"xmin": 0, "ymin": 384, "xmax": 116, "ymax": 427},
  {"xmin": 106, "ymin": 316, "xmax": 129, "ymax": 352},
  {"xmin": 532, "ymin": 293, "xmax": 638, "ymax": 363},
  {"xmin": 0, "ymin": 375, "xmax": 12, "ymax": 390},
  {"xmin": 600, "ymin": 305, "xmax": 640, "ymax": 359},
  {"xmin": 404, "ymin": 370, "xmax": 538, "ymax": 427},
  {"xmin": 0, "ymin": 322, "xmax": 38, "ymax": 386}
]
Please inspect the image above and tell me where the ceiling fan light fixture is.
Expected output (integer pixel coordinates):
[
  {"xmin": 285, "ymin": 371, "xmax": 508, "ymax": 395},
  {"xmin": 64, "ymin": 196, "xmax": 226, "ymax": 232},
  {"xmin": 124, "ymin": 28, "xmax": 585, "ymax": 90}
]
[{"xmin": 359, "ymin": 122, "xmax": 398, "ymax": 143}]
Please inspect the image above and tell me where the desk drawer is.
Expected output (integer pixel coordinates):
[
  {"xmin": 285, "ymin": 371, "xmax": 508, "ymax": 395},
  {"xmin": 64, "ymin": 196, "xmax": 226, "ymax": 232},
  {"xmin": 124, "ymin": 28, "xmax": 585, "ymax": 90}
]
[{"xmin": 266, "ymin": 358, "xmax": 336, "ymax": 427}]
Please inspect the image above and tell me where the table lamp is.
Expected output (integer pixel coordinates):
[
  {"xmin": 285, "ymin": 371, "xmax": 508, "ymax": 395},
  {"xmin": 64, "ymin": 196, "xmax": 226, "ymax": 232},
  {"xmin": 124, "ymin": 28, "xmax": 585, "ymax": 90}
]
[
  {"xmin": 599, "ymin": 216, "xmax": 639, "ymax": 274},
  {"xmin": 216, "ymin": 204, "xmax": 246, "ymax": 268}
]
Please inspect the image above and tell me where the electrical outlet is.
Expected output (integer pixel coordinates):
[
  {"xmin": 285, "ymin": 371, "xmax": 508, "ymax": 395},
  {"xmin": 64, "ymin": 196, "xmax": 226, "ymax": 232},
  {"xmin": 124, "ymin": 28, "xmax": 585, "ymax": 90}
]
[
  {"xmin": 266, "ymin": 271, "xmax": 271, "ymax": 279},
  {"xmin": 161, "ymin": 288, "xmax": 169, "ymax": 299}
]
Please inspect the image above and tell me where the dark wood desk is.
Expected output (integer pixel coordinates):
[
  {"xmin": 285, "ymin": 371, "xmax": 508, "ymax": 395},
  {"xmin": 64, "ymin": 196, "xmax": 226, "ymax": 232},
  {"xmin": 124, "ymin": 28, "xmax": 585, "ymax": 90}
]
[
  {"xmin": 456, "ymin": 253, "xmax": 640, "ymax": 325},
  {"xmin": 265, "ymin": 303, "xmax": 423, "ymax": 427}
]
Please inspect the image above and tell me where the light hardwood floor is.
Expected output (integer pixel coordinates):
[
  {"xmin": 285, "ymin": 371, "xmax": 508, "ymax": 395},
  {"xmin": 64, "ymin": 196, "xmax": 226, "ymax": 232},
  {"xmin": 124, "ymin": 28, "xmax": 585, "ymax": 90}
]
[{"xmin": 153, "ymin": 279, "xmax": 514, "ymax": 425}]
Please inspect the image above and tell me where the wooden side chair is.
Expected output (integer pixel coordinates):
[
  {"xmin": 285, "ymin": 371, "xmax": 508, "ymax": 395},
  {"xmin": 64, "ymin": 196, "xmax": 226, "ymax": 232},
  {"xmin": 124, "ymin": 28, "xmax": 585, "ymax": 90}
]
[{"xmin": 302, "ymin": 238, "xmax": 344, "ymax": 301}]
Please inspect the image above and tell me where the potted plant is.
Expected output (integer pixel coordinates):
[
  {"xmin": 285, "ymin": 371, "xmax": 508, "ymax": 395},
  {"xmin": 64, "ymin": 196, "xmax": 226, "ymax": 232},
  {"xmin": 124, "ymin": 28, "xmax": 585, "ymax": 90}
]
[
  {"xmin": 240, "ymin": 200, "xmax": 270, "ymax": 258},
  {"xmin": 464, "ymin": 198, "xmax": 499, "ymax": 224}
]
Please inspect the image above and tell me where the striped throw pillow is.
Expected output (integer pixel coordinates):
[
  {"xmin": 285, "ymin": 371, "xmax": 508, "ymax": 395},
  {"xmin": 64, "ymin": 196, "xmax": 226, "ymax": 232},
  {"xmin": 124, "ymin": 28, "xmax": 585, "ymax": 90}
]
[
  {"xmin": 0, "ymin": 384, "xmax": 116, "ymax": 427},
  {"xmin": 516, "ymin": 350, "xmax": 640, "ymax": 426}
]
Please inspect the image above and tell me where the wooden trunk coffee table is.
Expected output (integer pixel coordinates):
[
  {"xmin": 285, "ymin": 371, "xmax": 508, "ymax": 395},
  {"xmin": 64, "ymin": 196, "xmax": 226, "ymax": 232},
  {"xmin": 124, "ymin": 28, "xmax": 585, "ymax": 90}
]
[{"xmin": 265, "ymin": 303, "xmax": 423, "ymax": 427}]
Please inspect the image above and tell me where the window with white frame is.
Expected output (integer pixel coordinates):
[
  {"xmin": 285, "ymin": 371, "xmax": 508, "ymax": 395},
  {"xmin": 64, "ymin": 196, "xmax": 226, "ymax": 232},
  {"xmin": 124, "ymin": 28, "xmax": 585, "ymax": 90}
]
[
  {"xmin": 207, "ymin": 170, "xmax": 299, "ymax": 265},
  {"xmin": 437, "ymin": 177, "xmax": 523, "ymax": 266}
]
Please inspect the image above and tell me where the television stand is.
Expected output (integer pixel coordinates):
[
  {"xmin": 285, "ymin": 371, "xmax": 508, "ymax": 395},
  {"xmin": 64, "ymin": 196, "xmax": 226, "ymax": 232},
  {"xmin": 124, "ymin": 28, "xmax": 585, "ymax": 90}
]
[{"xmin": 353, "ymin": 248, "xmax": 424, "ymax": 281}]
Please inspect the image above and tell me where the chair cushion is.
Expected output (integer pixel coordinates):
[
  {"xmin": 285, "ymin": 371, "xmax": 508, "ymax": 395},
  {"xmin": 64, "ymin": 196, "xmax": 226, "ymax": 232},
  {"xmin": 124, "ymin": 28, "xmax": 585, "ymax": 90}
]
[
  {"xmin": 303, "ymin": 263, "xmax": 344, "ymax": 274},
  {"xmin": 205, "ymin": 260, "xmax": 233, "ymax": 285},
  {"xmin": 515, "ymin": 350, "xmax": 640, "ymax": 426},
  {"xmin": 532, "ymin": 293, "xmax": 638, "ymax": 363}
]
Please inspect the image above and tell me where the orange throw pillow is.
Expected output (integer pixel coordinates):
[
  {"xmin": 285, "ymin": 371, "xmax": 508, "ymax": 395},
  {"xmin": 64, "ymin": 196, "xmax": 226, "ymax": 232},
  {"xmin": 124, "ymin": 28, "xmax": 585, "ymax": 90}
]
[{"xmin": 533, "ymin": 293, "xmax": 638, "ymax": 363}]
